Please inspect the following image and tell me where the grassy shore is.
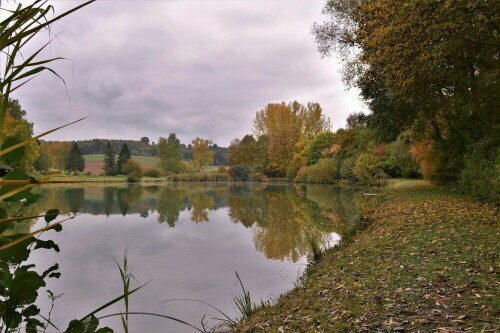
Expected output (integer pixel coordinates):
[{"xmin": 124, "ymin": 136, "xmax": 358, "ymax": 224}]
[{"xmin": 233, "ymin": 181, "xmax": 499, "ymax": 332}]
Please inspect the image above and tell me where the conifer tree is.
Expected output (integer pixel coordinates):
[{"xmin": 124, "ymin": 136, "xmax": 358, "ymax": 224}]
[
  {"xmin": 65, "ymin": 142, "xmax": 85, "ymax": 175},
  {"xmin": 117, "ymin": 142, "xmax": 131, "ymax": 174},
  {"xmin": 103, "ymin": 141, "xmax": 116, "ymax": 175}
]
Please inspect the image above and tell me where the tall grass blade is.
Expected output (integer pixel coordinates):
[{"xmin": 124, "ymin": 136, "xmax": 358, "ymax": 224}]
[
  {"xmin": 0, "ymin": 213, "xmax": 78, "ymax": 251},
  {"xmin": 96, "ymin": 313, "xmax": 206, "ymax": 333},
  {"xmin": 0, "ymin": 117, "xmax": 88, "ymax": 157}
]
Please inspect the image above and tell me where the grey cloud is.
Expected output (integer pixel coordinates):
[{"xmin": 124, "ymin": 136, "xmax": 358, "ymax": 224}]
[{"xmin": 13, "ymin": 1, "xmax": 366, "ymax": 146}]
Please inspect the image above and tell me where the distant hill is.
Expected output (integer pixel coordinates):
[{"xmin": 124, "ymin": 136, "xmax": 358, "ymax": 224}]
[{"xmin": 41, "ymin": 138, "xmax": 228, "ymax": 165}]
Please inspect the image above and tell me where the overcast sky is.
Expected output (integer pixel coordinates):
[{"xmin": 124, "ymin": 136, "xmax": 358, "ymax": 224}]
[{"xmin": 10, "ymin": 0, "xmax": 366, "ymax": 146}]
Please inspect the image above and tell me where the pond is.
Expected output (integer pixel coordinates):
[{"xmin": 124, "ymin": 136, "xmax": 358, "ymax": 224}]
[{"xmin": 5, "ymin": 183, "xmax": 379, "ymax": 332}]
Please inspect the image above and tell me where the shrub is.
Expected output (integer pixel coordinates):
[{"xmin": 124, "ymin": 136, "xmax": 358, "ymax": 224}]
[
  {"xmin": 303, "ymin": 158, "xmax": 338, "ymax": 184},
  {"xmin": 460, "ymin": 133, "xmax": 500, "ymax": 202},
  {"xmin": 228, "ymin": 165, "xmax": 253, "ymax": 181},
  {"xmin": 122, "ymin": 160, "xmax": 143, "ymax": 182},
  {"xmin": 353, "ymin": 153, "xmax": 388, "ymax": 186},
  {"xmin": 217, "ymin": 166, "xmax": 228, "ymax": 173},
  {"xmin": 253, "ymin": 173, "xmax": 268, "ymax": 182},
  {"xmin": 144, "ymin": 168, "xmax": 161, "ymax": 178}
]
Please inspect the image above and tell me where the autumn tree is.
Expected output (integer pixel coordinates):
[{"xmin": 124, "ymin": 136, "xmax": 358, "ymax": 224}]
[
  {"xmin": 192, "ymin": 137, "xmax": 214, "ymax": 171},
  {"xmin": 314, "ymin": 0, "xmax": 499, "ymax": 188},
  {"xmin": 103, "ymin": 141, "xmax": 116, "ymax": 175},
  {"xmin": 65, "ymin": 142, "xmax": 85, "ymax": 175},
  {"xmin": 117, "ymin": 142, "xmax": 131, "ymax": 174},
  {"xmin": 253, "ymin": 101, "xmax": 330, "ymax": 176},
  {"xmin": 0, "ymin": 99, "xmax": 39, "ymax": 170},
  {"xmin": 158, "ymin": 133, "xmax": 182, "ymax": 174}
]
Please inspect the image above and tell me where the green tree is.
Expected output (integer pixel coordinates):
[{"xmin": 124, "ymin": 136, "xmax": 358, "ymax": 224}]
[
  {"xmin": 158, "ymin": 133, "xmax": 182, "ymax": 173},
  {"xmin": 228, "ymin": 134, "xmax": 257, "ymax": 166},
  {"xmin": 122, "ymin": 160, "xmax": 143, "ymax": 182},
  {"xmin": 117, "ymin": 142, "xmax": 131, "ymax": 174},
  {"xmin": 192, "ymin": 137, "xmax": 214, "ymax": 171},
  {"xmin": 103, "ymin": 141, "xmax": 116, "ymax": 175},
  {"xmin": 65, "ymin": 142, "xmax": 85, "ymax": 175},
  {"xmin": 307, "ymin": 131, "xmax": 336, "ymax": 165}
]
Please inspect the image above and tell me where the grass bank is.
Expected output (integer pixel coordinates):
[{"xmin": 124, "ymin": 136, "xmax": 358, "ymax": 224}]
[{"xmin": 233, "ymin": 180, "xmax": 499, "ymax": 332}]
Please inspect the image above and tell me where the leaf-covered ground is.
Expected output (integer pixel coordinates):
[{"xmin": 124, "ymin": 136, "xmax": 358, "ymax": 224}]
[{"xmin": 233, "ymin": 182, "xmax": 499, "ymax": 332}]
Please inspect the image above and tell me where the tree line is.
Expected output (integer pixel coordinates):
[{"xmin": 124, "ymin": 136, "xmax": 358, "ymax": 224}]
[
  {"xmin": 227, "ymin": 101, "xmax": 419, "ymax": 185},
  {"xmin": 311, "ymin": 0, "xmax": 498, "ymax": 200}
]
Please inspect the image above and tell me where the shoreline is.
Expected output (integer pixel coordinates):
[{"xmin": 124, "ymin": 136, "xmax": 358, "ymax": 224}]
[{"xmin": 231, "ymin": 181, "xmax": 499, "ymax": 332}]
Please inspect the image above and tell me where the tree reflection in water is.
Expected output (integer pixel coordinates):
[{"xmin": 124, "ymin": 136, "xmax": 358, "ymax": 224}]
[{"xmin": 33, "ymin": 184, "xmax": 379, "ymax": 262}]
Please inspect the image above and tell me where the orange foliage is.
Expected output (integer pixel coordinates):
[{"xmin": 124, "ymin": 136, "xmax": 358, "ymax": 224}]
[
  {"xmin": 410, "ymin": 140, "xmax": 437, "ymax": 181},
  {"xmin": 329, "ymin": 143, "xmax": 341, "ymax": 155},
  {"xmin": 373, "ymin": 144, "xmax": 387, "ymax": 157}
]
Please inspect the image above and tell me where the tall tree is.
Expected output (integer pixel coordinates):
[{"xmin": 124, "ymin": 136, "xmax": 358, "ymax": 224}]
[
  {"xmin": 192, "ymin": 137, "xmax": 214, "ymax": 171},
  {"xmin": 157, "ymin": 133, "xmax": 182, "ymax": 173},
  {"xmin": 253, "ymin": 101, "xmax": 329, "ymax": 176},
  {"xmin": 65, "ymin": 142, "xmax": 85, "ymax": 175},
  {"xmin": 228, "ymin": 134, "xmax": 257, "ymax": 166},
  {"xmin": 314, "ymin": 0, "xmax": 500, "ymax": 184},
  {"xmin": 117, "ymin": 142, "xmax": 131, "ymax": 174},
  {"xmin": 103, "ymin": 141, "xmax": 116, "ymax": 175},
  {"xmin": 0, "ymin": 99, "xmax": 39, "ymax": 171}
]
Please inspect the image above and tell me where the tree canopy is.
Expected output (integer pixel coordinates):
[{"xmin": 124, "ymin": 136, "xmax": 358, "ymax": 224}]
[
  {"xmin": 158, "ymin": 133, "xmax": 182, "ymax": 174},
  {"xmin": 314, "ymin": 0, "xmax": 499, "ymax": 191}
]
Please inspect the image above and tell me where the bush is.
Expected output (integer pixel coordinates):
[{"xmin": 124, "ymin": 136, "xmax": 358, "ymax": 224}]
[
  {"xmin": 144, "ymin": 168, "xmax": 161, "ymax": 178},
  {"xmin": 303, "ymin": 158, "xmax": 338, "ymax": 184},
  {"xmin": 228, "ymin": 165, "xmax": 253, "ymax": 181},
  {"xmin": 253, "ymin": 173, "xmax": 268, "ymax": 182},
  {"xmin": 353, "ymin": 153, "xmax": 388, "ymax": 186},
  {"xmin": 122, "ymin": 160, "xmax": 143, "ymax": 182},
  {"xmin": 460, "ymin": 133, "xmax": 500, "ymax": 202},
  {"xmin": 217, "ymin": 166, "xmax": 228, "ymax": 173}
]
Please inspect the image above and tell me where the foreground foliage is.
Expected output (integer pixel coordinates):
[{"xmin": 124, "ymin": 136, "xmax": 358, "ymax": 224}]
[{"xmin": 234, "ymin": 182, "xmax": 499, "ymax": 332}]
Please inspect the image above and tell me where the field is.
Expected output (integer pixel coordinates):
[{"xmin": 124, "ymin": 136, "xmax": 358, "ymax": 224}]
[{"xmin": 83, "ymin": 154, "xmax": 158, "ymax": 175}]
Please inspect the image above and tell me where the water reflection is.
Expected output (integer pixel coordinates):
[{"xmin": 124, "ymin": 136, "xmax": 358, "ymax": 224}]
[
  {"xmin": 35, "ymin": 184, "xmax": 378, "ymax": 263},
  {"xmin": 1, "ymin": 183, "xmax": 380, "ymax": 332}
]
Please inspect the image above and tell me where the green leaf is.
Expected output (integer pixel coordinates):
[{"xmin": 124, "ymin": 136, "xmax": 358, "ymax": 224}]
[
  {"xmin": 34, "ymin": 239, "xmax": 60, "ymax": 252},
  {"xmin": 0, "ymin": 235, "xmax": 32, "ymax": 264},
  {"xmin": 1, "ymin": 168, "xmax": 29, "ymax": 180},
  {"xmin": 0, "ymin": 137, "xmax": 25, "ymax": 164},
  {"xmin": 0, "ymin": 207, "xmax": 6, "ymax": 219},
  {"xmin": 22, "ymin": 304, "xmax": 40, "ymax": 317},
  {"xmin": 95, "ymin": 328, "xmax": 114, "ymax": 333},
  {"xmin": 0, "ymin": 169, "xmax": 32, "ymax": 202},
  {"xmin": 41, "ymin": 263, "xmax": 60, "ymax": 279},
  {"xmin": 52, "ymin": 223, "xmax": 63, "ymax": 232},
  {"xmin": 6, "ymin": 265, "xmax": 46, "ymax": 305},
  {"xmin": 24, "ymin": 192, "xmax": 43, "ymax": 205},
  {"xmin": 45, "ymin": 209, "xmax": 60, "ymax": 223}
]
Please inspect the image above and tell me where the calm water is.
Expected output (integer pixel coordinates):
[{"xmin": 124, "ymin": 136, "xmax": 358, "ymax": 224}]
[{"xmin": 22, "ymin": 183, "xmax": 378, "ymax": 332}]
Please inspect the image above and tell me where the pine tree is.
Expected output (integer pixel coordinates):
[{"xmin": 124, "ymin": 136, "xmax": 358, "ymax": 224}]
[
  {"xmin": 65, "ymin": 142, "xmax": 85, "ymax": 175},
  {"xmin": 117, "ymin": 142, "xmax": 131, "ymax": 174},
  {"xmin": 103, "ymin": 141, "xmax": 116, "ymax": 175}
]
